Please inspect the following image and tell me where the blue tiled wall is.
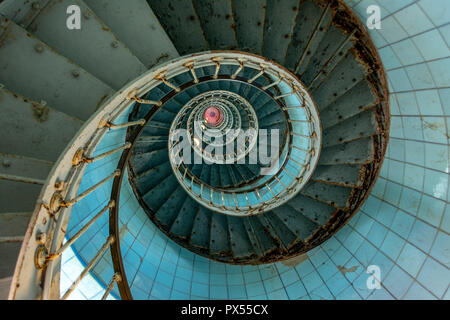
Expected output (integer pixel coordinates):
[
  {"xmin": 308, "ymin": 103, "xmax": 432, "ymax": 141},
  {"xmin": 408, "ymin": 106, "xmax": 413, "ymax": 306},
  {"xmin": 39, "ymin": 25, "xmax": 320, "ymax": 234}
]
[{"xmin": 61, "ymin": 0, "xmax": 449, "ymax": 300}]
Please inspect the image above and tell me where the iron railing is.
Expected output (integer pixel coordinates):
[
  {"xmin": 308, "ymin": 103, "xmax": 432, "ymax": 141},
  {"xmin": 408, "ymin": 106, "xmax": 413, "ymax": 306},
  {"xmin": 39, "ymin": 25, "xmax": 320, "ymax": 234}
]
[{"xmin": 10, "ymin": 51, "xmax": 321, "ymax": 300}]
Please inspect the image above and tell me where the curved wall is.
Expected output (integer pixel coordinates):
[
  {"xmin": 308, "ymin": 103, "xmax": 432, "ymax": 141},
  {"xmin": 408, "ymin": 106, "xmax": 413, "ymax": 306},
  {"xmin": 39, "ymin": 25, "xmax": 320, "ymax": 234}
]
[{"xmin": 61, "ymin": 0, "xmax": 449, "ymax": 300}]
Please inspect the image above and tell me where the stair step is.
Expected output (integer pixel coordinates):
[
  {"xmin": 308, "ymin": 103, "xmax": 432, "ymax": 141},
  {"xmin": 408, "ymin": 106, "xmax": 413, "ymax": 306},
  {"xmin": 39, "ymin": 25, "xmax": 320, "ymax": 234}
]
[
  {"xmin": 193, "ymin": 0, "xmax": 237, "ymax": 50},
  {"xmin": 300, "ymin": 180, "xmax": 353, "ymax": 209},
  {"xmin": 199, "ymin": 165, "xmax": 212, "ymax": 185},
  {"xmin": 320, "ymin": 79, "xmax": 378, "ymax": 129},
  {"xmin": 132, "ymin": 138, "xmax": 167, "ymax": 155},
  {"xmin": 154, "ymin": 186, "xmax": 187, "ymax": 230},
  {"xmin": 0, "ymin": 180, "xmax": 42, "ymax": 213},
  {"xmin": 301, "ymin": 25, "xmax": 354, "ymax": 87},
  {"xmin": 272, "ymin": 205, "xmax": 319, "ymax": 240},
  {"xmin": 209, "ymin": 213, "xmax": 231, "ymax": 257},
  {"xmin": 147, "ymin": 0, "xmax": 209, "ymax": 55},
  {"xmin": 0, "ymin": 0, "xmax": 51, "ymax": 29},
  {"xmin": 170, "ymin": 197, "xmax": 199, "ymax": 240},
  {"xmin": 0, "ymin": 242, "xmax": 22, "ymax": 279},
  {"xmin": 313, "ymin": 50, "xmax": 369, "ymax": 110},
  {"xmin": 312, "ymin": 164, "xmax": 365, "ymax": 188},
  {"xmin": 129, "ymin": 148, "xmax": 169, "ymax": 177},
  {"xmin": 29, "ymin": 0, "xmax": 146, "ymax": 90},
  {"xmin": 0, "ymin": 276, "xmax": 12, "ymax": 300},
  {"xmin": 189, "ymin": 206, "xmax": 211, "ymax": 251},
  {"xmin": 0, "ymin": 212, "xmax": 32, "ymax": 239},
  {"xmin": 295, "ymin": 5, "xmax": 333, "ymax": 76},
  {"xmin": 218, "ymin": 165, "xmax": 232, "ymax": 187},
  {"xmin": 0, "ymin": 89, "xmax": 83, "ymax": 162},
  {"xmin": 246, "ymin": 216, "xmax": 277, "ymax": 256},
  {"xmin": 209, "ymin": 165, "xmax": 220, "ymax": 187},
  {"xmin": 84, "ymin": 0, "xmax": 179, "ymax": 69},
  {"xmin": 0, "ymin": 153, "xmax": 53, "ymax": 184},
  {"xmin": 323, "ymin": 109, "xmax": 379, "ymax": 147},
  {"xmin": 141, "ymin": 121, "xmax": 170, "ymax": 136},
  {"xmin": 319, "ymin": 136, "xmax": 375, "ymax": 165},
  {"xmin": 228, "ymin": 216, "xmax": 256, "ymax": 259},
  {"xmin": 142, "ymin": 174, "xmax": 179, "ymax": 212},
  {"xmin": 263, "ymin": 212, "xmax": 299, "ymax": 249},
  {"xmin": 232, "ymin": 0, "xmax": 265, "ymax": 54},
  {"xmin": 285, "ymin": 194, "xmax": 335, "ymax": 225},
  {"xmin": 262, "ymin": 0, "xmax": 300, "ymax": 65},
  {"xmin": 135, "ymin": 162, "xmax": 173, "ymax": 195},
  {"xmin": 285, "ymin": 1, "xmax": 332, "ymax": 71},
  {"xmin": 0, "ymin": 15, "xmax": 114, "ymax": 121}
]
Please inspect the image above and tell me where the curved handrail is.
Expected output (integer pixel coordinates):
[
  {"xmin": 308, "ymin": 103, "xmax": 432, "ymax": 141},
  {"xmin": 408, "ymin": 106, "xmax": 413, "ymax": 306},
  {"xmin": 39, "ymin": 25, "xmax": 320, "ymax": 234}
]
[{"xmin": 10, "ymin": 50, "xmax": 320, "ymax": 300}]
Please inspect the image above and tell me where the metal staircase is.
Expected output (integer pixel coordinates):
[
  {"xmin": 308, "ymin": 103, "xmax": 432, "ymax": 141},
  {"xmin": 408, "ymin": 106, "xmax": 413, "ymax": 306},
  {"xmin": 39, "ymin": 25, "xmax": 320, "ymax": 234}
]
[{"xmin": 0, "ymin": 0, "xmax": 389, "ymax": 299}]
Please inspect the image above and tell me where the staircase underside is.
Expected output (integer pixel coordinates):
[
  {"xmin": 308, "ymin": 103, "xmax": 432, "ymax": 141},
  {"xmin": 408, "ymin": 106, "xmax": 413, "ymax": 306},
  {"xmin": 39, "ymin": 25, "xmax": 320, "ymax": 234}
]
[{"xmin": 125, "ymin": 0, "xmax": 389, "ymax": 265}]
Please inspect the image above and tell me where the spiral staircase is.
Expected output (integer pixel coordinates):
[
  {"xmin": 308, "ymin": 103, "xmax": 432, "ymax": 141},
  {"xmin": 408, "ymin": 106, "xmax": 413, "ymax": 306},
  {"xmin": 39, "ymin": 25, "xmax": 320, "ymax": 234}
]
[{"xmin": 0, "ymin": 0, "xmax": 394, "ymax": 299}]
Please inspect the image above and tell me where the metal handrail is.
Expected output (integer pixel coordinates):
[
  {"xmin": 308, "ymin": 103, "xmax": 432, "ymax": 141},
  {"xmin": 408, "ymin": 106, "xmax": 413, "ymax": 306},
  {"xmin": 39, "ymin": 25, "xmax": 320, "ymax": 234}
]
[
  {"xmin": 164, "ymin": 54, "xmax": 321, "ymax": 216},
  {"xmin": 10, "ymin": 51, "xmax": 321, "ymax": 300}
]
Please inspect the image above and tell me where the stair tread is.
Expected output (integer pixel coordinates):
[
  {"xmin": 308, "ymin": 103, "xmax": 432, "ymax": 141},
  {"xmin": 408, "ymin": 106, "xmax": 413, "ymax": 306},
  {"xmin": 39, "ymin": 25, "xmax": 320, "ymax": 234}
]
[
  {"xmin": 262, "ymin": 212, "xmax": 299, "ymax": 249},
  {"xmin": 0, "ymin": 180, "xmax": 42, "ymax": 213},
  {"xmin": 189, "ymin": 206, "xmax": 211, "ymax": 250},
  {"xmin": 312, "ymin": 164, "xmax": 365, "ymax": 188},
  {"xmin": 313, "ymin": 50, "xmax": 369, "ymax": 110},
  {"xmin": 285, "ymin": 194, "xmax": 335, "ymax": 225},
  {"xmin": 262, "ymin": 0, "xmax": 301, "ymax": 65},
  {"xmin": 301, "ymin": 25, "xmax": 354, "ymax": 87},
  {"xmin": 154, "ymin": 186, "xmax": 187, "ymax": 230},
  {"xmin": 130, "ymin": 148, "xmax": 169, "ymax": 177},
  {"xmin": 147, "ymin": 0, "xmax": 209, "ymax": 55},
  {"xmin": 209, "ymin": 212, "xmax": 231, "ymax": 256},
  {"xmin": 320, "ymin": 79, "xmax": 378, "ymax": 129},
  {"xmin": 284, "ymin": 1, "xmax": 331, "ymax": 71},
  {"xmin": 0, "ymin": 89, "xmax": 83, "ymax": 162},
  {"xmin": 300, "ymin": 180, "xmax": 353, "ymax": 209},
  {"xmin": 193, "ymin": 0, "xmax": 237, "ymax": 50},
  {"xmin": 272, "ymin": 204, "xmax": 320, "ymax": 240},
  {"xmin": 29, "ymin": 0, "xmax": 146, "ymax": 90},
  {"xmin": 84, "ymin": 0, "xmax": 179, "ymax": 69},
  {"xmin": 319, "ymin": 136, "xmax": 375, "ymax": 165},
  {"xmin": 323, "ymin": 109, "xmax": 380, "ymax": 147},
  {"xmin": 0, "ymin": 15, "xmax": 114, "ymax": 121},
  {"xmin": 0, "ymin": 153, "xmax": 53, "ymax": 182},
  {"xmin": 232, "ymin": 0, "xmax": 266, "ymax": 54},
  {"xmin": 0, "ymin": 212, "xmax": 32, "ymax": 239},
  {"xmin": 228, "ymin": 216, "xmax": 256, "ymax": 259},
  {"xmin": 169, "ymin": 196, "xmax": 199, "ymax": 240},
  {"xmin": 142, "ymin": 174, "xmax": 179, "ymax": 212}
]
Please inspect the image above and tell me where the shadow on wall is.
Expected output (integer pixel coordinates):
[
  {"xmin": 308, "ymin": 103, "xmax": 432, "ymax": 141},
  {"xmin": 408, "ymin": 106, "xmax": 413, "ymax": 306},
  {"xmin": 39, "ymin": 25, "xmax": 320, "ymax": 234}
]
[{"xmin": 62, "ymin": 0, "xmax": 449, "ymax": 300}]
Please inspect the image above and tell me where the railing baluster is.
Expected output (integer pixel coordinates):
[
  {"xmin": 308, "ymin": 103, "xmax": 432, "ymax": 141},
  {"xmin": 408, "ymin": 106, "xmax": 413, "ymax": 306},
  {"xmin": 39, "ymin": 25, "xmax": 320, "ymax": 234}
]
[
  {"xmin": 231, "ymin": 59, "xmax": 245, "ymax": 79},
  {"xmin": 73, "ymin": 143, "xmax": 132, "ymax": 166},
  {"xmin": 126, "ymin": 89, "xmax": 162, "ymax": 106},
  {"xmin": 99, "ymin": 119, "xmax": 146, "ymax": 130},
  {"xmin": 46, "ymin": 201, "xmax": 115, "ymax": 262},
  {"xmin": 101, "ymin": 273, "xmax": 121, "ymax": 300},
  {"xmin": 232, "ymin": 192, "xmax": 239, "ymax": 212},
  {"xmin": 62, "ymin": 236, "xmax": 114, "ymax": 300},
  {"xmin": 50, "ymin": 170, "xmax": 121, "ymax": 211},
  {"xmin": 155, "ymin": 73, "xmax": 180, "ymax": 92},
  {"xmin": 184, "ymin": 61, "xmax": 199, "ymax": 84},
  {"xmin": 212, "ymin": 58, "xmax": 222, "ymax": 79},
  {"xmin": 262, "ymin": 77, "xmax": 282, "ymax": 90},
  {"xmin": 247, "ymin": 65, "xmax": 265, "ymax": 84},
  {"xmin": 265, "ymin": 183, "xmax": 279, "ymax": 200}
]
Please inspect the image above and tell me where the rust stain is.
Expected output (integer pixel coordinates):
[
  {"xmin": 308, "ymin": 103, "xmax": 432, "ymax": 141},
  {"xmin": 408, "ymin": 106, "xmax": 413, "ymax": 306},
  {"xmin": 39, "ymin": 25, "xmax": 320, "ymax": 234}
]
[
  {"xmin": 31, "ymin": 103, "xmax": 49, "ymax": 122},
  {"xmin": 337, "ymin": 265, "xmax": 359, "ymax": 275},
  {"xmin": 95, "ymin": 94, "xmax": 108, "ymax": 111}
]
